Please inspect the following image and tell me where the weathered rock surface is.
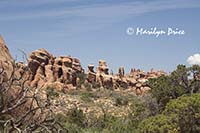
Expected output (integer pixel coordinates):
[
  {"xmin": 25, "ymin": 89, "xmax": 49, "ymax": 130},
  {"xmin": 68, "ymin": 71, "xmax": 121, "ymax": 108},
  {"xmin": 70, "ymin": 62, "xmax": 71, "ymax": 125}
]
[
  {"xmin": 87, "ymin": 64, "xmax": 96, "ymax": 83},
  {"xmin": 87, "ymin": 60, "xmax": 166, "ymax": 94},
  {"xmin": 96, "ymin": 60, "xmax": 109, "ymax": 75},
  {"xmin": 28, "ymin": 49, "xmax": 84, "ymax": 88},
  {"xmin": 0, "ymin": 35, "xmax": 14, "ymax": 83}
]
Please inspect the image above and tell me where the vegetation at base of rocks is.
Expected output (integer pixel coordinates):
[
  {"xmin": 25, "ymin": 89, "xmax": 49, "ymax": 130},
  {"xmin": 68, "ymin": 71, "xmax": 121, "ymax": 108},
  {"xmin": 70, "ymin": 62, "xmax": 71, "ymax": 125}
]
[
  {"xmin": 1, "ymin": 64, "xmax": 200, "ymax": 132},
  {"xmin": 76, "ymin": 73, "xmax": 87, "ymax": 89},
  {"xmin": 52, "ymin": 99, "xmax": 148, "ymax": 133},
  {"xmin": 80, "ymin": 91, "xmax": 95, "ymax": 102},
  {"xmin": 46, "ymin": 86, "xmax": 60, "ymax": 98},
  {"xmin": 57, "ymin": 86, "xmax": 200, "ymax": 132},
  {"xmin": 114, "ymin": 96, "xmax": 129, "ymax": 106}
]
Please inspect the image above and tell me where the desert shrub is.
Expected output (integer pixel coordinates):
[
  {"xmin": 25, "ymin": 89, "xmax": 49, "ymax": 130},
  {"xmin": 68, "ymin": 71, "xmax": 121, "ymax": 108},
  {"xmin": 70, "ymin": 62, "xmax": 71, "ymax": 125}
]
[
  {"xmin": 126, "ymin": 100, "xmax": 149, "ymax": 130},
  {"xmin": 62, "ymin": 122, "xmax": 83, "ymax": 133},
  {"xmin": 76, "ymin": 73, "xmax": 86, "ymax": 89},
  {"xmin": 46, "ymin": 86, "xmax": 59, "ymax": 98},
  {"xmin": 148, "ymin": 64, "xmax": 200, "ymax": 111},
  {"xmin": 101, "ymin": 116, "xmax": 127, "ymax": 132},
  {"xmin": 91, "ymin": 82, "xmax": 101, "ymax": 89},
  {"xmin": 85, "ymin": 82, "xmax": 92, "ymax": 91},
  {"xmin": 114, "ymin": 96, "xmax": 128, "ymax": 106},
  {"xmin": 141, "ymin": 94, "xmax": 159, "ymax": 116},
  {"xmin": 163, "ymin": 93, "xmax": 200, "ymax": 132},
  {"xmin": 86, "ymin": 111, "xmax": 127, "ymax": 132},
  {"xmin": 66, "ymin": 107, "xmax": 86, "ymax": 128},
  {"xmin": 138, "ymin": 114, "xmax": 177, "ymax": 133},
  {"xmin": 80, "ymin": 91, "xmax": 95, "ymax": 102},
  {"xmin": 54, "ymin": 113, "xmax": 84, "ymax": 133},
  {"xmin": 138, "ymin": 93, "xmax": 200, "ymax": 132}
]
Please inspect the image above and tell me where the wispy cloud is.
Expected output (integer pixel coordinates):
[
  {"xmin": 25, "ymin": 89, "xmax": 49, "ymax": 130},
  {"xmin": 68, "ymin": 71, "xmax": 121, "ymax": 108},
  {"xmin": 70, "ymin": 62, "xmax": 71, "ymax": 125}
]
[
  {"xmin": 1, "ymin": 0, "xmax": 200, "ymax": 38},
  {"xmin": 0, "ymin": 0, "xmax": 79, "ymax": 6},
  {"xmin": 0, "ymin": 0, "xmax": 200, "ymax": 21}
]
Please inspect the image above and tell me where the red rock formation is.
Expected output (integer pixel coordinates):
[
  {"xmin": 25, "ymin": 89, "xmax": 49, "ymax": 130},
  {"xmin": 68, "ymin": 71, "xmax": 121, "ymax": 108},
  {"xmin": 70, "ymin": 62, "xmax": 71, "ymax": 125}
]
[
  {"xmin": 96, "ymin": 60, "xmax": 109, "ymax": 75},
  {"xmin": 87, "ymin": 64, "xmax": 96, "ymax": 83},
  {"xmin": 118, "ymin": 67, "xmax": 125, "ymax": 78},
  {"xmin": 87, "ymin": 60, "xmax": 166, "ymax": 92},
  {"xmin": 0, "ymin": 35, "xmax": 166, "ymax": 94},
  {"xmin": 28, "ymin": 50, "xmax": 84, "ymax": 88}
]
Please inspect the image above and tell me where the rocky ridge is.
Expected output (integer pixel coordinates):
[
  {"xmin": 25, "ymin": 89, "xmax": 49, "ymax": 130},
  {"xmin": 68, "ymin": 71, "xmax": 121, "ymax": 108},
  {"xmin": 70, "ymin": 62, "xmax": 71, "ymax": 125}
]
[
  {"xmin": 27, "ymin": 49, "xmax": 165, "ymax": 94},
  {"xmin": 0, "ymin": 35, "xmax": 166, "ymax": 94},
  {"xmin": 87, "ymin": 60, "xmax": 165, "ymax": 94}
]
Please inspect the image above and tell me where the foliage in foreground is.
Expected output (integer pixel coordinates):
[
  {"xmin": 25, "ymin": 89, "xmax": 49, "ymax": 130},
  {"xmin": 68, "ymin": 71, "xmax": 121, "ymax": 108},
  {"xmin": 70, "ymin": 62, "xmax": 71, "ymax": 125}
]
[
  {"xmin": 148, "ymin": 64, "xmax": 200, "ymax": 111},
  {"xmin": 138, "ymin": 93, "xmax": 200, "ymax": 132}
]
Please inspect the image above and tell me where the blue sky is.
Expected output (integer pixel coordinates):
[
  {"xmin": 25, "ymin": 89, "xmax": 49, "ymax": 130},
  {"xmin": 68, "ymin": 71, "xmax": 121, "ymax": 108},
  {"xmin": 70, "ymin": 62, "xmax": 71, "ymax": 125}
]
[{"xmin": 0, "ymin": 0, "xmax": 200, "ymax": 73}]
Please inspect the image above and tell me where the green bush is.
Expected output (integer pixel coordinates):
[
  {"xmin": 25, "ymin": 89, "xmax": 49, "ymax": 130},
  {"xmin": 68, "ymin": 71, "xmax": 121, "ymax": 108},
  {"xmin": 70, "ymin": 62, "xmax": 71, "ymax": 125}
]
[
  {"xmin": 138, "ymin": 114, "xmax": 177, "ymax": 133},
  {"xmin": 76, "ymin": 73, "xmax": 86, "ymax": 89},
  {"xmin": 148, "ymin": 64, "xmax": 200, "ymax": 111},
  {"xmin": 46, "ymin": 86, "xmax": 59, "ymax": 98},
  {"xmin": 66, "ymin": 107, "xmax": 86, "ymax": 128},
  {"xmin": 138, "ymin": 93, "xmax": 200, "ymax": 132},
  {"xmin": 85, "ymin": 82, "xmax": 92, "ymax": 91},
  {"xmin": 114, "ymin": 96, "xmax": 128, "ymax": 106},
  {"xmin": 80, "ymin": 91, "xmax": 94, "ymax": 102}
]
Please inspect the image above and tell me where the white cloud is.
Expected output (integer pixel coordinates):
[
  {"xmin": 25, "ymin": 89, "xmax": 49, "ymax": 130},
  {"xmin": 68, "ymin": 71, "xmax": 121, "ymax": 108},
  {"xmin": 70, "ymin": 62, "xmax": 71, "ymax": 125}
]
[{"xmin": 187, "ymin": 54, "xmax": 200, "ymax": 65}]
